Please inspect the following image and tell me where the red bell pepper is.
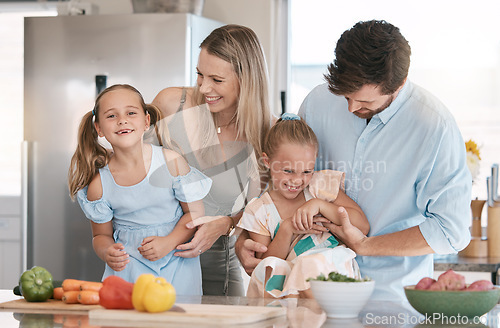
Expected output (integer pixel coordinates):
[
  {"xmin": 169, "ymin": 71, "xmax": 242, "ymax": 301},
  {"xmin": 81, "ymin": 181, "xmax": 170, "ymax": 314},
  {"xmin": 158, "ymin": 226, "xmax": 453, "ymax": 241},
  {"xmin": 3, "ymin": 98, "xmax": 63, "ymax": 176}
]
[{"xmin": 98, "ymin": 276, "xmax": 134, "ymax": 309}]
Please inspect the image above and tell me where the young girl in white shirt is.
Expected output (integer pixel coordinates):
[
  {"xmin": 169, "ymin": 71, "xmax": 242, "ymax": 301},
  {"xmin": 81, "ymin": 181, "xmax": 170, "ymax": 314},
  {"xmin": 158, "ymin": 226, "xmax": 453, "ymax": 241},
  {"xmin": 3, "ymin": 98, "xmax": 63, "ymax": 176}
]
[{"xmin": 237, "ymin": 113, "xmax": 369, "ymax": 298}]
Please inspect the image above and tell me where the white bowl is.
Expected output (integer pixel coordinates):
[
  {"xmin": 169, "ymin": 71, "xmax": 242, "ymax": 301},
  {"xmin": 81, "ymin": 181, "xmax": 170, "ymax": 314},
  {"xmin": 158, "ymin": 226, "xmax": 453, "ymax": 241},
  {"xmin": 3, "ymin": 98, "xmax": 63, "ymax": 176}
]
[{"xmin": 310, "ymin": 280, "xmax": 375, "ymax": 318}]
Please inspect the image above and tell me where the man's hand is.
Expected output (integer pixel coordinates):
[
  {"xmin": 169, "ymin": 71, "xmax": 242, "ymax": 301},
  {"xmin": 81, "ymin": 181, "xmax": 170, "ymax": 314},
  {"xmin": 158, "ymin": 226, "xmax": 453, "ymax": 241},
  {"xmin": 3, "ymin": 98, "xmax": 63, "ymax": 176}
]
[
  {"xmin": 235, "ymin": 232, "xmax": 267, "ymax": 276},
  {"xmin": 323, "ymin": 207, "xmax": 368, "ymax": 254}
]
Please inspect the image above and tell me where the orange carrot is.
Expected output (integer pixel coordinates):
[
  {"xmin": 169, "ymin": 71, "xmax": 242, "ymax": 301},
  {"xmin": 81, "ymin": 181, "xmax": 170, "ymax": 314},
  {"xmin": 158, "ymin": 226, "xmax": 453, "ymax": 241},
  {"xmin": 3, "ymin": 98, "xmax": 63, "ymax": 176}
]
[
  {"xmin": 53, "ymin": 287, "xmax": 64, "ymax": 300},
  {"xmin": 80, "ymin": 281, "xmax": 103, "ymax": 292},
  {"xmin": 78, "ymin": 290, "xmax": 100, "ymax": 305},
  {"xmin": 62, "ymin": 291, "xmax": 80, "ymax": 304},
  {"xmin": 62, "ymin": 279, "xmax": 85, "ymax": 291}
]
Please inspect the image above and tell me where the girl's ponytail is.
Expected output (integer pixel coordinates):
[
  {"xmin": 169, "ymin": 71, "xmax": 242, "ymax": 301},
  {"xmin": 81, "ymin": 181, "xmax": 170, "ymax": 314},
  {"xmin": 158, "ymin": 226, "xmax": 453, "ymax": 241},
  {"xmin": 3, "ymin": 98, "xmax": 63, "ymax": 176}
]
[
  {"xmin": 68, "ymin": 110, "xmax": 109, "ymax": 200},
  {"xmin": 145, "ymin": 103, "xmax": 176, "ymax": 150}
]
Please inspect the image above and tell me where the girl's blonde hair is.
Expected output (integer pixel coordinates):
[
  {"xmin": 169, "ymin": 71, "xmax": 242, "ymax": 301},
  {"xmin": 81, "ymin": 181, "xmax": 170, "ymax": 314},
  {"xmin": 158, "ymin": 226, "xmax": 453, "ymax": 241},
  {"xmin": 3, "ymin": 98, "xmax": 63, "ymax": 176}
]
[
  {"xmin": 262, "ymin": 116, "xmax": 319, "ymax": 191},
  {"xmin": 191, "ymin": 24, "xmax": 272, "ymax": 170},
  {"xmin": 263, "ymin": 116, "xmax": 319, "ymax": 159},
  {"xmin": 68, "ymin": 84, "xmax": 163, "ymax": 199}
]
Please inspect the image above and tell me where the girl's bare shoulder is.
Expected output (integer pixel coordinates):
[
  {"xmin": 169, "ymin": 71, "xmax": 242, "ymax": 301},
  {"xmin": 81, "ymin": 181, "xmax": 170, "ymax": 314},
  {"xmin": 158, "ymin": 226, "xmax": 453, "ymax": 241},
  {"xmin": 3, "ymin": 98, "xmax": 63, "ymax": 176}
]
[{"xmin": 87, "ymin": 172, "xmax": 103, "ymax": 201}]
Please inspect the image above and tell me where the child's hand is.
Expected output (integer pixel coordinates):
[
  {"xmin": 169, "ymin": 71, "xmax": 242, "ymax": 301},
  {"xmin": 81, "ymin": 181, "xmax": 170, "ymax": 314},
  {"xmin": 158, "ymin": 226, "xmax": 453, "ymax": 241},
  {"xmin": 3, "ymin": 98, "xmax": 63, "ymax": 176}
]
[
  {"xmin": 284, "ymin": 216, "xmax": 329, "ymax": 235},
  {"xmin": 292, "ymin": 199, "xmax": 322, "ymax": 230},
  {"xmin": 138, "ymin": 236, "xmax": 172, "ymax": 261},
  {"xmin": 105, "ymin": 243, "xmax": 129, "ymax": 272}
]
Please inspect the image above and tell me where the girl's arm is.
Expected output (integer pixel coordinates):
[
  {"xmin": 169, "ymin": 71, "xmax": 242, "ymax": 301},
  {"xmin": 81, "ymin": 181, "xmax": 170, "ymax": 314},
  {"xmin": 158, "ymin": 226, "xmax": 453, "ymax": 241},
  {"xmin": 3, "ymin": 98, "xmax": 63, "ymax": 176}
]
[
  {"xmin": 247, "ymin": 231, "xmax": 273, "ymax": 259},
  {"xmin": 293, "ymin": 190, "xmax": 369, "ymax": 235},
  {"xmin": 91, "ymin": 221, "xmax": 130, "ymax": 271},
  {"xmin": 252, "ymin": 221, "xmax": 294, "ymax": 260},
  {"xmin": 256, "ymin": 218, "xmax": 328, "ymax": 260},
  {"xmin": 87, "ymin": 174, "xmax": 129, "ymax": 271}
]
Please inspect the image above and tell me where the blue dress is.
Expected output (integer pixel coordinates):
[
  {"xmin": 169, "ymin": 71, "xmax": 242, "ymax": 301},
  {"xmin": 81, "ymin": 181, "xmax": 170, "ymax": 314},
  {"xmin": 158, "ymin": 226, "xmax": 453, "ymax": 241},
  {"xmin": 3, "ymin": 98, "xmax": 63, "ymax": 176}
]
[{"xmin": 77, "ymin": 145, "xmax": 212, "ymax": 295}]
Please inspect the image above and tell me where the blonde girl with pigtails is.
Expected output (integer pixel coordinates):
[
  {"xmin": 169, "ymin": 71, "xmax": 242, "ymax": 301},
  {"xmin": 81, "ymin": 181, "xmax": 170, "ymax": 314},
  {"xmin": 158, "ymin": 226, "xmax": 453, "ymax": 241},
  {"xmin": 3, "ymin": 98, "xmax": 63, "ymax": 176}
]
[{"xmin": 68, "ymin": 84, "xmax": 212, "ymax": 295}]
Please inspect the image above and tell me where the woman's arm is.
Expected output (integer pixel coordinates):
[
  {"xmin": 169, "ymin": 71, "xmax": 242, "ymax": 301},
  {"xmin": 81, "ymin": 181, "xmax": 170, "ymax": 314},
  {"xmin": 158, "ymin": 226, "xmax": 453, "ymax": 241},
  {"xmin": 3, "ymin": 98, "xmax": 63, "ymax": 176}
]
[
  {"xmin": 174, "ymin": 212, "xmax": 242, "ymax": 258},
  {"xmin": 152, "ymin": 87, "xmax": 194, "ymax": 117},
  {"xmin": 139, "ymin": 148, "xmax": 205, "ymax": 260},
  {"xmin": 174, "ymin": 163, "xmax": 259, "ymax": 258},
  {"xmin": 138, "ymin": 199, "xmax": 205, "ymax": 261}
]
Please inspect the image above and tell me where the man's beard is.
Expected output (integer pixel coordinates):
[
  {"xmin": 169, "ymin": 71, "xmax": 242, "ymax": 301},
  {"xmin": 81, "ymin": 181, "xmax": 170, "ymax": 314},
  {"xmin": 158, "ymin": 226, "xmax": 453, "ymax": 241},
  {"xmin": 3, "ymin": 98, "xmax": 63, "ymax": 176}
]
[{"xmin": 353, "ymin": 94, "xmax": 394, "ymax": 119}]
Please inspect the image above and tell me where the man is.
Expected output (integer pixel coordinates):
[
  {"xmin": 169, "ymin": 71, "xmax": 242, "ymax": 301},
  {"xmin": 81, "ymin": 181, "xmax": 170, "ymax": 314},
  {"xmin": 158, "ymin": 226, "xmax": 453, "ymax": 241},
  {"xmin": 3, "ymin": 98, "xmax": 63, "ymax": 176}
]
[{"xmin": 236, "ymin": 20, "xmax": 471, "ymax": 301}]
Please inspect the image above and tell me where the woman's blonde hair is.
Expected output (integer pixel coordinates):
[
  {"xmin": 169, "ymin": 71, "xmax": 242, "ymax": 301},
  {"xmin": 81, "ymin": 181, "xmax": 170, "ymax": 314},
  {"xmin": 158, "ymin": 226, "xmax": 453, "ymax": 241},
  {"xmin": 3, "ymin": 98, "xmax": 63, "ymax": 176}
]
[
  {"xmin": 192, "ymin": 24, "xmax": 272, "ymax": 168},
  {"xmin": 68, "ymin": 84, "xmax": 164, "ymax": 199}
]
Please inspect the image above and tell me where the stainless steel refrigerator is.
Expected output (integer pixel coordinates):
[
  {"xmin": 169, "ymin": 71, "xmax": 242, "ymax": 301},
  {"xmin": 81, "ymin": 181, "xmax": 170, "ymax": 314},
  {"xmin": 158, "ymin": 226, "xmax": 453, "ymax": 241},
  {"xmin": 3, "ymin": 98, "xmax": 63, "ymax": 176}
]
[{"xmin": 22, "ymin": 13, "xmax": 222, "ymax": 281}]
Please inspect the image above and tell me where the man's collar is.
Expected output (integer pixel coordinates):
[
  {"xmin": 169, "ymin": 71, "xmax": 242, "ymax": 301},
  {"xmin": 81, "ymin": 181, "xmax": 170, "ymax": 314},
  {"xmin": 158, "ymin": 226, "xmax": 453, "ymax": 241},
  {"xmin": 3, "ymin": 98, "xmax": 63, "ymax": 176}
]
[{"xmin": 376, "ymin": 80, "xmax": 411, "ymax": 124}]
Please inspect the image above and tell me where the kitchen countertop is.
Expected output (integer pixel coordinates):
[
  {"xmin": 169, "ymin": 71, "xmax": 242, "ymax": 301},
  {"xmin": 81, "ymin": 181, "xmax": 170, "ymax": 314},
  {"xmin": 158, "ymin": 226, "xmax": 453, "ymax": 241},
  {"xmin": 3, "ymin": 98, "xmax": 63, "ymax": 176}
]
[
  {"xmin": 1, "ymin": 290, "xmax": 500, "ymax": 327},
  {"xmin": 434, "ymin": 254, "xmax": 500, "ymax": 284}
]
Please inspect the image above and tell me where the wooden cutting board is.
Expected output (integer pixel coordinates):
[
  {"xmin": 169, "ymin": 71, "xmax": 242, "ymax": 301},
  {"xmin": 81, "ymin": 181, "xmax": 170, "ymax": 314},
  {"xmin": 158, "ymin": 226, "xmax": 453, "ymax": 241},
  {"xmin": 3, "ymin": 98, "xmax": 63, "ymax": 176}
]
[
  {"xmin": 0, "ymin": 299, "xmax": 101, "ymax": 313},
  {"xmin": 89, "ymin": 303, "xmax": 287, "ymax": 325}
]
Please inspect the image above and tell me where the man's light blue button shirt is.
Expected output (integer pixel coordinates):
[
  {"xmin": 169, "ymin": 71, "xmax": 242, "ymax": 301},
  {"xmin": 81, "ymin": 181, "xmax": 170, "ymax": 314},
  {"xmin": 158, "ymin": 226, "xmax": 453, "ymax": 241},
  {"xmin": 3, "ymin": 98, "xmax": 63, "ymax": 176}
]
[{"xmin": 299, "ymin": 80, "xmax": 471, "ymax": 301}]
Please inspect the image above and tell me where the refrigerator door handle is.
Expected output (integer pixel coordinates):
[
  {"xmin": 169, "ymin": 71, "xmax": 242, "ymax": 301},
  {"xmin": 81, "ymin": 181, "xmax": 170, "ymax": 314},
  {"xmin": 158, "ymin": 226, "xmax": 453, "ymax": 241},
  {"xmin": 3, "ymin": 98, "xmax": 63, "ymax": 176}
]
[
  {"xmin": 21, "ymin": 140, "xmax": 34, "ymax": 273},
  {"xmin": 95, "ymin": 75, "xmax": 107, "ymax": 96}
]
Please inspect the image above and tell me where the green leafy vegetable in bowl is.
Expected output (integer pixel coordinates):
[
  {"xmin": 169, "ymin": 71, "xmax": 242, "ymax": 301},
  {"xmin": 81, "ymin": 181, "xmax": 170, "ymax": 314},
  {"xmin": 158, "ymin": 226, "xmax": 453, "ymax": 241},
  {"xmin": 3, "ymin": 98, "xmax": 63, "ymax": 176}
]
[{"xmin": 307, "ymin": 272, "xmax": 371, "ymax": 282}]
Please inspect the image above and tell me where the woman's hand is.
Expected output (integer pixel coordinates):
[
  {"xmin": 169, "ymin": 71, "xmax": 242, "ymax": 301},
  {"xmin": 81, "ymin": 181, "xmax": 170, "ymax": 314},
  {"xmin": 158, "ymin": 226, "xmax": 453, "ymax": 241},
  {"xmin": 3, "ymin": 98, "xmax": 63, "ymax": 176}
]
[
  {"xmin": 323, "ymin": 207, "xmax": 368, "ymax": 253},
  {"xmin": 174, "ymin": 215, "xmax": 230, "ymax": 258},
  {"xmin": 105, "ymin": 243, "xmax": 130, "ymax": 272},
  {"xmin": 138, "ymin": 236, "xmax": 173, "ymax": 261}
]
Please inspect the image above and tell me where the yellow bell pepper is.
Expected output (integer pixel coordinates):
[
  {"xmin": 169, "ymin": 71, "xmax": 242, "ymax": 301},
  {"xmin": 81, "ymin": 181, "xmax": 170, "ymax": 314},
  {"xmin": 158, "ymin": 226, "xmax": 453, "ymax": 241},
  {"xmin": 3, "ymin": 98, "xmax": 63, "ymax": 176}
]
[{"xmin": 132, "ymin": 274, "xmax": 176, "ymax": 313}]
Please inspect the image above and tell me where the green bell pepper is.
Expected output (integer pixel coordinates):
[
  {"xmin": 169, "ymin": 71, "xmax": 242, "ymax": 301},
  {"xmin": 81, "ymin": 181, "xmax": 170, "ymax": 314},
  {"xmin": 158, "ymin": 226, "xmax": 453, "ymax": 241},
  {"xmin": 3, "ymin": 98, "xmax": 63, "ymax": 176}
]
[{"xmin": 19, "ymin": 266, "xmax": 54, "ymax": 302}]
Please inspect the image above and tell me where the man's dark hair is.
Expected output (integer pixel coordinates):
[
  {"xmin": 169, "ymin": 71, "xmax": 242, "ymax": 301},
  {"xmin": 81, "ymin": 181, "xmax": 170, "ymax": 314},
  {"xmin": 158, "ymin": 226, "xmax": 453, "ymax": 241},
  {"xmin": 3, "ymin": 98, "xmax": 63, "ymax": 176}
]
[{"xmin": 325, "ymin": 20, "xmax": 411, "ymax": 95}]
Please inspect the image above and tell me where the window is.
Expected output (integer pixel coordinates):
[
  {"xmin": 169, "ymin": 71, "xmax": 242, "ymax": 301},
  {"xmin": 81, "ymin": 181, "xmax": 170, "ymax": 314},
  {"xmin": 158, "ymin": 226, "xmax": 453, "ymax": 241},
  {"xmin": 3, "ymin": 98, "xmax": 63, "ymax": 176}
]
[
  {"xmin": 290, "ymin": 0, "xmax": 500, "ymax": 200},
  {"xmin": 0, "ymin": 3, "xmax": 57, "ymax": 195}
]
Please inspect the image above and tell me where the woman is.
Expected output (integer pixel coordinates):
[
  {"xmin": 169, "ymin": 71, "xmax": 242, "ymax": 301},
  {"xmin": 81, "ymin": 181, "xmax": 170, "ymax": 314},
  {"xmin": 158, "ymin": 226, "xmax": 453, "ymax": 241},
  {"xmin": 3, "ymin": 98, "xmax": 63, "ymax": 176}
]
[{"xmin": 152, "ymin": 24, "xmax": 273, "ymax": 296}]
